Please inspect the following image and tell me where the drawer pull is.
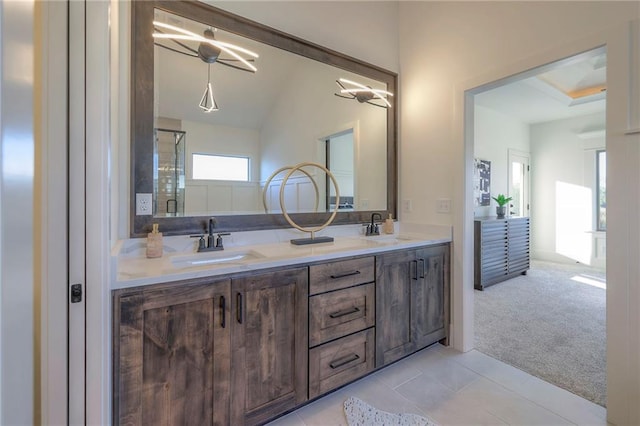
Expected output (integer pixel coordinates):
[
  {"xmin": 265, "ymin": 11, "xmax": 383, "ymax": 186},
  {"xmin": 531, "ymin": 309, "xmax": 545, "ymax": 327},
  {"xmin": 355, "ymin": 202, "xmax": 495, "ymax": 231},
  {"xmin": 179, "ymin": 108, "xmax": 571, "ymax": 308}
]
[
  {"xmin": 328, "ymin": 306, "xmax": 360, "ymax": 318},
  {"xmin": 329, "ymin": 353, "xmax": 360, "ymax": 369},
  {"xmin": 330, "ymin": 270, "xmax": 361, "ymax": 279}
]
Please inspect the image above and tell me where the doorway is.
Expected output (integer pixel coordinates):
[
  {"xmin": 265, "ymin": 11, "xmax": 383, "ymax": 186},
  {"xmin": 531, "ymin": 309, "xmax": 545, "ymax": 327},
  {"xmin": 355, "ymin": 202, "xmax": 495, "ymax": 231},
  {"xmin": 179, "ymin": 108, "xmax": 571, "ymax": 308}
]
[
  {"xmin": 322, "ymin": 129, "xmax": 355, "ymax": 211},
  {"xmin": 508, "ymin": 149, "xmax": 530, "ymax": 217},
  {"xmin": 469, "ymin": 46, "xmax": 607, "ymax": 405}
]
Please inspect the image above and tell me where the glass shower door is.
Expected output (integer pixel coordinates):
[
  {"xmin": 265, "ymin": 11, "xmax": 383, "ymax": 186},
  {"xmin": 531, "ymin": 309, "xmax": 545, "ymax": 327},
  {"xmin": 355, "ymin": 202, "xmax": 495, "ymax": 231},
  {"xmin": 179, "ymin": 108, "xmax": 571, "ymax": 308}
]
[{"xmin": 154, "ymin": 128, "xmax": 186, "ymax": 216}]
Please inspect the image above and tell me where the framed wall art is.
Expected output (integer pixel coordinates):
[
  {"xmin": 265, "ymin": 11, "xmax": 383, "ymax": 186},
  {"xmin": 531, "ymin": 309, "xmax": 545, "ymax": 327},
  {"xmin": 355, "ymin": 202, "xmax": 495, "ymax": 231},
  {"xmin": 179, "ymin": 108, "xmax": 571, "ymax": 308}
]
[{"xmin": 474, "ymin": 158, "xmax": 491, "ymax": 207}]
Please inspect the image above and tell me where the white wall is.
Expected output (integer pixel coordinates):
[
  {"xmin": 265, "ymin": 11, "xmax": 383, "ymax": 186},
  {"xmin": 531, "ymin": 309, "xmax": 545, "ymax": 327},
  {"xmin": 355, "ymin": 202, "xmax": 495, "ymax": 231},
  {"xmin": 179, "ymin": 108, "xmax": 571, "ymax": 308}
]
[
  {"xmin": 474, "ymin": 104, "xmax": 530, "ymax": 217},
  {"xmin": 398, "ymin": 2, "xmax": 639, "ymax": 424},
  {"xmin": 530, "ymin": 112, "xmax": 606, "ymax": 266}
]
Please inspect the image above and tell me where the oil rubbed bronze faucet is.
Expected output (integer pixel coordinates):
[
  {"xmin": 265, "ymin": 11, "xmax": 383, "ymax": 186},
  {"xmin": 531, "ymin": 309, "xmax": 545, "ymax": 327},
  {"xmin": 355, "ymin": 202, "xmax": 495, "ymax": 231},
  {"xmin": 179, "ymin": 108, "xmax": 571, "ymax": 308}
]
[
  {"xmin": 190, "ymin": 217, "xmax": 230, "ymax": 252},
  {"xmin": 365, "ymin": 212, "xmax": 382, "ymax": 236}
]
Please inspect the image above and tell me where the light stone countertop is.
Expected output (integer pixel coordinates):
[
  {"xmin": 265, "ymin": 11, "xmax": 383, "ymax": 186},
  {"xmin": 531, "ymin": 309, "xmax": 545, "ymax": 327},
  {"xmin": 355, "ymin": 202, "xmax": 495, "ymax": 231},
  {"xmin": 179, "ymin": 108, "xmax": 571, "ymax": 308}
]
[{"xmin": 111, "ymin": 223, "xmax": 452, "ymax": 290}]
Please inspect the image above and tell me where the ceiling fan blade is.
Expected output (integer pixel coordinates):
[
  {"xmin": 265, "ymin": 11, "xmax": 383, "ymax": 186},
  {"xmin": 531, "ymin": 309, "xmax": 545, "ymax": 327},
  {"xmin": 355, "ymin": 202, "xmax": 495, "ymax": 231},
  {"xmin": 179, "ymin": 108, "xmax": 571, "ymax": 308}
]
[
  {"xmin": 216, "ymin": 59, "xmax": 257, "ymax": 73},
  {"xmin": 365, "ymin": 100, "xmax": 390, "ymax": 109},
  {"xmin": 154, "ymin": 42, "xmax": 199, "ymax": 58}
]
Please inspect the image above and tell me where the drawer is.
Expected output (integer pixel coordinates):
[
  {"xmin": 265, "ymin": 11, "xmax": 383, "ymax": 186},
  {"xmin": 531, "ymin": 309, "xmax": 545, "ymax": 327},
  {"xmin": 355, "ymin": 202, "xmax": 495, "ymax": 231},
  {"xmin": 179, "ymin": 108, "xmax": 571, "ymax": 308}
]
[
  {"xmin": 309, "ymin": 328, "xmax": 375, "ymax": 399},
  {"xmin": 309, "ymin": 257, "xmax": 374, "ymax": 295},
  {"xmin": 309, "ymin": 283, "xmax": 375, "ymax": 347}
]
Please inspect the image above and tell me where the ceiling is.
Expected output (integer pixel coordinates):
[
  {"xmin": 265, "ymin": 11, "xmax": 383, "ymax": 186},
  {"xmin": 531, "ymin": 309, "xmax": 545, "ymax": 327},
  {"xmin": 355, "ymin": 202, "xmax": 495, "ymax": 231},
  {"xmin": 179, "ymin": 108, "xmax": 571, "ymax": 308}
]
[
  {"xmin": 474, "ymin": 51, "xmax": 607, "ymax": 124},
  {"xmin": 154, "ymin": 9, "xmax": 387, "ymax": 131}
]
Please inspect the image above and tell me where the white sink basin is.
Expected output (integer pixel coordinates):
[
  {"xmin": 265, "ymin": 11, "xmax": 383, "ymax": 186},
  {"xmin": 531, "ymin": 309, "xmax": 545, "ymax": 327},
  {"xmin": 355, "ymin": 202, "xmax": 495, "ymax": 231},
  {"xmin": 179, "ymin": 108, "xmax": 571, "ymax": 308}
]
[{"xmin": 171, "ymin": 249, "xmax": 264, "ymax": 268}]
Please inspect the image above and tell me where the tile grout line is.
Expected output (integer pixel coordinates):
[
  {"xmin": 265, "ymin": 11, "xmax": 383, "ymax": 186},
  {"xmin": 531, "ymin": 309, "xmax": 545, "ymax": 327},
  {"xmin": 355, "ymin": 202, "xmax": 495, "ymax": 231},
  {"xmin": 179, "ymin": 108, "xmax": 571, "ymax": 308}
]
[{"xmin": 464, "ymin": 366, "xmax": 581, "ymax": 425}]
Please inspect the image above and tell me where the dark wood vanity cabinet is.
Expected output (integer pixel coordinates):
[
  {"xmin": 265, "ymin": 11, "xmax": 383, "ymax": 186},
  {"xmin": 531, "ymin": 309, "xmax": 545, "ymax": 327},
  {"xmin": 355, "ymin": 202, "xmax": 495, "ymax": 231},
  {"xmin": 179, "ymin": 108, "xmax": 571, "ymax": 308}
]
[
  {"xmin": 113, "ymin": 267, "xmax": 308, "ymax": 426},
  {"xmin": 375, "ymin": 244, "xmax": 449, "ymax": 367},
  {"xmin": 113, "ymin": 245, "xmax": 450, "ymax": 425},
  {"xmin": 113, "ymin": 278, "xmax": 231, "ymax": 426},
  {"xmin": 474, "ymin": 217, "xmax": 530, "ymax": 290},
  {"xmin": 230, "ymin": 267, "xmax": 308, "ymax": 425}
]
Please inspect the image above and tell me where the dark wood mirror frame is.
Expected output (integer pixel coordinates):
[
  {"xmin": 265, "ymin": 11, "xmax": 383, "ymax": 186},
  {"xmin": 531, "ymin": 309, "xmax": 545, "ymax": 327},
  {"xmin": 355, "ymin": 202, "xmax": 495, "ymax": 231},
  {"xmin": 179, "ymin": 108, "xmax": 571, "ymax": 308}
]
[{"xmin": 131, "ymin": 0, "xmax": 397, "ymax": 237}]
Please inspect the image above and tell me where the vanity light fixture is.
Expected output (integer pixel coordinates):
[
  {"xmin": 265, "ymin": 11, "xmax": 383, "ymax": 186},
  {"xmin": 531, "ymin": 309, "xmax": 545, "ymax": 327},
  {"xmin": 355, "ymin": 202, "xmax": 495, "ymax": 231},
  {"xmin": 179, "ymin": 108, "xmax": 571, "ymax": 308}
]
[
  {"xmin": 335, "ymin": 78, "xmax": 393, "ymax": 108},
  {"xmin": 199, "ymin": 64, "xmax": 219, "ymax": 112},
  {"xmin": 153, "ymin": 21, "xmax": 259, "ymax": 73}
]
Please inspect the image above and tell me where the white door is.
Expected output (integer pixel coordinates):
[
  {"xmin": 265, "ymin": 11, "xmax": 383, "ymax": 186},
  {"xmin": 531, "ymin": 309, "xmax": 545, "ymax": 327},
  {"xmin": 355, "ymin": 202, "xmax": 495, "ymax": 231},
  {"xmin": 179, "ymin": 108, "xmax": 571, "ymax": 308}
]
[{"xmin": 508, "ymin": 150, "xmax": 530, "ymax": 217}]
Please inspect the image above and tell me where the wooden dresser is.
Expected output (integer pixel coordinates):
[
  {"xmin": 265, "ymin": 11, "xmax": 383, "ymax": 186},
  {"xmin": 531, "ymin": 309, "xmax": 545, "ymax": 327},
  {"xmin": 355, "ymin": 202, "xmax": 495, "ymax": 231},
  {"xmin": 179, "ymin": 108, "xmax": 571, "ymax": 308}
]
[{"xmin": 474, "ymin": 217, "xmax": 530, "ymax": 290}]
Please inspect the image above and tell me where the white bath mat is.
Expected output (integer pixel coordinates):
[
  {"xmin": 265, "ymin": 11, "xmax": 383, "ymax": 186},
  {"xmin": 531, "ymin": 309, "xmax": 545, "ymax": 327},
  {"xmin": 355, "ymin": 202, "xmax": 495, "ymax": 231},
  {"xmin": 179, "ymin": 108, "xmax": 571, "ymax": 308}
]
[{"xmin": 343, "ymin": 396, "xmax": 438, "ymax": 426}]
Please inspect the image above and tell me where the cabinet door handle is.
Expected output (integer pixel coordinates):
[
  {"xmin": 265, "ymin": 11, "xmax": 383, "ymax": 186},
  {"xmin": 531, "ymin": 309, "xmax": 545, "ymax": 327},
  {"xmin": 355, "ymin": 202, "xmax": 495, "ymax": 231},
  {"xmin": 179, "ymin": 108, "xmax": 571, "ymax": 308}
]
[
  {"xmin": 328, "ymin": 306, "xmax": 360, "ymax": 318},
  {"xmin": 412, "ymin": 260, "xmax": 418, "ymax": 280},
  {"xmin": 236, "ymin": 292, "xmax": 243, "ymax": 324},
  {"xmin": 219, "ymin": 295, "xmax": 226, "ymax": 328},
  {"xmin": 330, "ymin": 270, "xmax": 361, "ymax": 279},
  {"xmin": 419, "ymin": 258, "xmax": 425, "ymax": 279},
  {"xmin": 329, "ymin": 353, "xmax": 360, "ymax": 369}
]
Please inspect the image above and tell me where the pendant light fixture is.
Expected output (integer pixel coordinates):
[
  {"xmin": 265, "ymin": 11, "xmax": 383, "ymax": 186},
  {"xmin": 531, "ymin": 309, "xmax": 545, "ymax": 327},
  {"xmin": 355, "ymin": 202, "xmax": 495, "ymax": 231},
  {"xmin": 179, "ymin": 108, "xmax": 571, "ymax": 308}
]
[
  {"xmin": 153, "ymin": 19, "xmax": 259, "ymax": 112},
  {"xmin": 335, "ymin": 78, "xmax": 393, "ymax": 108},
  {"xmin": 199, "ymin": 64, "xmax": 219, "ymax": 112}
]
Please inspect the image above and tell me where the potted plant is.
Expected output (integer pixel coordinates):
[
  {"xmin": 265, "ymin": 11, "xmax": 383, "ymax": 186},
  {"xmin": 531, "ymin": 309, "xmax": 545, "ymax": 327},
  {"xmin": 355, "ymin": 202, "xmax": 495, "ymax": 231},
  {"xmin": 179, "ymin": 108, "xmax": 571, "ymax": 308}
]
[{"xmin": 492, "ymin": 194, "xmax": 512, "ymax": 219}]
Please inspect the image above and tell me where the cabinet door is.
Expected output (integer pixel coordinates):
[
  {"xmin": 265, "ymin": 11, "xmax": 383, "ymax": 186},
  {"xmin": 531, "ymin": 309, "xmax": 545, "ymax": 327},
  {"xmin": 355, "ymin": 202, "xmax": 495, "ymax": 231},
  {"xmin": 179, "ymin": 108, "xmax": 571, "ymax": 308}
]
[
  {"xmin": 375, "ymin": 249, "xmax": 416, "ymax": 367},
  {"xmin": 231, "ymin": 267, "xmax": 308, "ymax": 426},
  {"xmin": 413, "ymin": 245, "xmax": 448, "ymax": 350},
  {"xmin": 113, "ymin": 279, "xmax": 231, "ymax": 426}
]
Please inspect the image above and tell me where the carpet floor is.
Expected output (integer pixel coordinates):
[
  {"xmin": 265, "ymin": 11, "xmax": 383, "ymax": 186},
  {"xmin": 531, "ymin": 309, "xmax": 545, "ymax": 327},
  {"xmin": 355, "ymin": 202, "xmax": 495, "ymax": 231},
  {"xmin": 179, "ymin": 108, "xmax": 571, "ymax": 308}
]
[{"xmin": 474, "ymin": 260, "xmax": 606, "ymax": 407}]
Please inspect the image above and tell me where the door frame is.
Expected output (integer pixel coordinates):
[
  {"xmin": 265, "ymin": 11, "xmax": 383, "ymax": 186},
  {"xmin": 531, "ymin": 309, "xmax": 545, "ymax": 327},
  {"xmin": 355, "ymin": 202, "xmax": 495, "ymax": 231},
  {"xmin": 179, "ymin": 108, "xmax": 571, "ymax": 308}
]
[
  {"xmin": 64, "ymin": 0, "xmax": 112, "ymax": 424},
  {"xmin": 83, "ymin": 1, "xmax": 112, "ymax": 424},
  {"xmin": 507, "ymin": 149, "xmax": 530, "ymax": 217},
  {"xmin": 457, "ymin": 22, "xmax": 639, "ymax": 425}
]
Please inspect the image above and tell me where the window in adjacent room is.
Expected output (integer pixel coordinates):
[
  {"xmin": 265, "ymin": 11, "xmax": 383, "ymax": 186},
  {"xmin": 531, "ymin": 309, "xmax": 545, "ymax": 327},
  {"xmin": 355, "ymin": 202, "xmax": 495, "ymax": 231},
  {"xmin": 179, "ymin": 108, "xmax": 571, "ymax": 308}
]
[
  {"xmin": 596, "ymin": 150, "xmax": 606, "ymax": 231},
  {"xmin": 192, "ymin": 153, "xmax": 250, "ymax": 181}
]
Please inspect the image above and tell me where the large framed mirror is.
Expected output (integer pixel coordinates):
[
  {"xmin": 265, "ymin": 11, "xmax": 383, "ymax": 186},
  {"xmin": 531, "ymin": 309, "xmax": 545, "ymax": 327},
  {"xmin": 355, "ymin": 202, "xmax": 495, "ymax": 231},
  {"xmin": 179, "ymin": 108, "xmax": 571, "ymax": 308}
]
[{"xmin": 131, "ymin": 0, "xmax": 397, "ymax": 236}]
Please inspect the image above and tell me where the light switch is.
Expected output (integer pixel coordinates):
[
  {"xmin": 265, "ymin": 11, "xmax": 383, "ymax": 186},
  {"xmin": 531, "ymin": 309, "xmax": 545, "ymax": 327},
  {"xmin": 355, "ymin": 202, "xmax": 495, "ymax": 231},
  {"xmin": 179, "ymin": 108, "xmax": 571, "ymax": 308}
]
[{"xmin": 437, "ymin": 198, "xmax": 451, "ymax": 213}]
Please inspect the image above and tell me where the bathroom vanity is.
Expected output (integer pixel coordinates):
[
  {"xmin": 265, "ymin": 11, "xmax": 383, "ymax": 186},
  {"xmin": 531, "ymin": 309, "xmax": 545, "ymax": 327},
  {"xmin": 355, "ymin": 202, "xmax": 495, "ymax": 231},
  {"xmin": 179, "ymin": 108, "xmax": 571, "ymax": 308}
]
[
  {"xmin": 117, "ymin": 1, "xmax": 441, "ymax": 423},
  {"xmin": 112, "ymin": 231, "xmax": 450, "ymax": 425}
]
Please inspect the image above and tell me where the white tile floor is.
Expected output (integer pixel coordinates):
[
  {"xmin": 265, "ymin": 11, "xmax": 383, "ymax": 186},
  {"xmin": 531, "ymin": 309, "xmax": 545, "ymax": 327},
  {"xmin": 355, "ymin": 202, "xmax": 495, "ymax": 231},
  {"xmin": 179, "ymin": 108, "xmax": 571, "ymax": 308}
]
[{"xmin": 267, "ymin": 344, "xmax": 607, "ymax": 426}]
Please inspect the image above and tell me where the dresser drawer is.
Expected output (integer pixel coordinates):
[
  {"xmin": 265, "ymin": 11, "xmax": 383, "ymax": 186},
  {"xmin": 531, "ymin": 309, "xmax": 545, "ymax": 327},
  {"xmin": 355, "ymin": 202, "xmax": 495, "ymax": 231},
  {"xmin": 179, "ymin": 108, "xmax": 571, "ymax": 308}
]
[
  {"xmin": 309, "ymin": 257, "xmax": 374, "ymax": 295},
  {"xmin": 309, "ymin": 283, "xmax": 375, "ymax": 347},
  {"xmin": 309, "ymin": 328, "xmax": 375, "ymax": 399}
]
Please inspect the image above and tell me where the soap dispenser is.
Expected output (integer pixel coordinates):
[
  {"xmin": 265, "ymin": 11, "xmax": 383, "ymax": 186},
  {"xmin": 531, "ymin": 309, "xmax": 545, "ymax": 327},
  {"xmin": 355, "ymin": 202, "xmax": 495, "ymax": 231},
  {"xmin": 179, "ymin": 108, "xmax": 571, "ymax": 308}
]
[
  {"xmin": 383, "ymin": 214, "xmax": 394, "ymax": 234},
  {"xmin": 146, "ymin": 223, "xmax": 163, "ymax": 258}
]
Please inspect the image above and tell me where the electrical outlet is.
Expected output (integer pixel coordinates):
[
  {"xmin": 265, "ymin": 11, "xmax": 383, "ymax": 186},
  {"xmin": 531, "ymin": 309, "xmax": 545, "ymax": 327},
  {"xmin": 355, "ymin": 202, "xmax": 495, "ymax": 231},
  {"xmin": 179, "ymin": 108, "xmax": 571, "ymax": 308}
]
[
  {"xmin": 403, "ymin": 199, "xmax": 412, "ymax": 212},
  {"xmin": 437, "ymin": 198, "xmax": 451, "ymax": 213},
  {"xmin": 136, "ymin": 193, "xmax": 153, "ymax": 216},
  {"xmin": 361, "ymin": 199, "xmax": 369, "ymax": 209}
]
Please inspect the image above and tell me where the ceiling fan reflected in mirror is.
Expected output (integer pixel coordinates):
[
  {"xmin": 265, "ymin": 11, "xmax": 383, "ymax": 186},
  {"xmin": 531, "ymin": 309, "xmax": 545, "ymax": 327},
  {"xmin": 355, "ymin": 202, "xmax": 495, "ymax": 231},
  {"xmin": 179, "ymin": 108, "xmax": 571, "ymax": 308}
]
[
  {"xmin": 335, "ymin": 78, "xmax": 393, "ymax": 108},
  {"xmin": 153, "ymin": 21, "xmax": 259, "ymax": 112}
]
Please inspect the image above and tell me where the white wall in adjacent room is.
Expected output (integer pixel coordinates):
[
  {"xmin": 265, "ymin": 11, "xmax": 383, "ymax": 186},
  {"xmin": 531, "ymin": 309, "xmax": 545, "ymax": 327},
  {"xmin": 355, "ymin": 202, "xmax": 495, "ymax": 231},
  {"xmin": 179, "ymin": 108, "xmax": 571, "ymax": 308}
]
[
  {"xmin": 530, "ymin": 112, "xmax": 606, "ymax": 266},
  {"xmin": 473, "ymin": 105, "xmax": 530, "ymax": 218}
]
